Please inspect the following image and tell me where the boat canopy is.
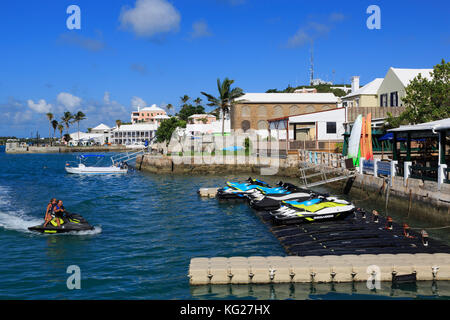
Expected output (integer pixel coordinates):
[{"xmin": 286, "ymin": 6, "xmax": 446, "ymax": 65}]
[{"xmin": 79, "ymin": 154, "xmax": 106, "ymax": 158}]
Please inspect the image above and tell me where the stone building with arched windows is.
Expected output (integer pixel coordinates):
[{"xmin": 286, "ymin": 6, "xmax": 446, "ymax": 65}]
[{"xmin": 231, "ymin": 92, "xmax": 338, "ymax": 134}]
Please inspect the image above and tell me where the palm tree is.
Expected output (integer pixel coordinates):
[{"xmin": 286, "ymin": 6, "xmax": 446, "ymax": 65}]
[
  {"xmin": 194, "ymin": 97, "xmax": 202, "ymax": 106},
  {"xmin": 57, "ymin": 124, "xmax": 64, "ymax": 142},
  {"xmin": 73, "ymin": 111, "xmax": 87, "ymax": 143},
  {"xmin": 180, "ymin": 95, "xmax": 190, "ymax": 106},
  {"xmin": 201, "ymin": 78, "xmax": 244, "ymax": 135},
  {"xmin": 46, "ymin": 113, "xmax": 53, "ymax": 145},
  {"xmin": 61, "ymin": 111, "xmax": 73, "ymax": 134},
  {"xmin": 166, "ymin": 104, "xmax": 173, "ymax": 115},
  {"xmin": 115, "ymin": 119, "xmax": 122, "ymax": 130},
  {"xmin": 51, "ymin": 120, "xmax": 58, "ymax": 145}
]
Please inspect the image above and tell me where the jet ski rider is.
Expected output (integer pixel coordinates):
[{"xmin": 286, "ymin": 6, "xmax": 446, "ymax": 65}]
[
  {"xmin": 43, "ymin": 199, "xmax": 66, "ymax": 228},
  {"xmin": 43, "ymin": 198, "xmax": 57, "ymax": 228}
]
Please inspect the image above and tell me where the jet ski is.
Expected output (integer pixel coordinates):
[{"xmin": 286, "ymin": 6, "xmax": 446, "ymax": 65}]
[
  {"xmin": 216, "ymin": 178, "xmax": 275, "ymax": 200},
  {"xmin": 28, "ymin": 212, "xmax": 94, "ymax": 234},
  {"xmin": 270, "ymin": 198, "xmax": 355, "ymax": 224}
]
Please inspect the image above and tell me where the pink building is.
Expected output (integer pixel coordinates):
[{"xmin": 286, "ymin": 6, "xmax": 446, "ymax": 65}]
[
  {"xmin": 131, "ymin": 105, "xmax": 167, "ymax": 124},
  {"xmin": 188, "ymin": 114, "xmax": 217, "ymax": 125}
]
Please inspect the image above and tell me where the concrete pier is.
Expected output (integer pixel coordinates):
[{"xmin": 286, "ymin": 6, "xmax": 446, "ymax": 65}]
[{"xmin": 189, "ymin": 254, "xmax": 450, "ymax": 285}]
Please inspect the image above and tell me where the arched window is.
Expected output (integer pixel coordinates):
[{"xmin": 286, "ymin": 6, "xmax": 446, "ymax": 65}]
[
  {"xmin": 241, "ymin": 106, "xmax": 251, "ymax": 117},
  {"xmin": 257, "ymin": 120, "xmax": 268, "ymax": 130},
  {"xmin": 258, "ymin": 106, "xmax": 267, "ymax": 117},
  {"xmin": 241, "ymin": 120, "xmax": 250, "ymax": 132},
  {"xmin": 273, "ymin": 105, "xmax": 284, "ymax": 118},
  {"xmin": 322, "ymin": 105, "xmax": 331, "ymax": 111},
  {"xmin": 289, "ymin": 105, "xmax": 300, "ymax": 115},
  {"xmin": 305, "ymin": 105, "xmax": 315, "ymax": 113}
]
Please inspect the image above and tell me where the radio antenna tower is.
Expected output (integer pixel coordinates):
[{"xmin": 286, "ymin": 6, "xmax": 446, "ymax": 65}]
[{"xmin": 309, "ymin": 40, "xmax": 314, "ymax": 86}]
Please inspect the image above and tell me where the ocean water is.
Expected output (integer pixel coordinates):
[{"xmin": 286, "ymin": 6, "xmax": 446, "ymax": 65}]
[{"xmin": 0, "ymin": 148, "xmax": 449, "ymax": 300}]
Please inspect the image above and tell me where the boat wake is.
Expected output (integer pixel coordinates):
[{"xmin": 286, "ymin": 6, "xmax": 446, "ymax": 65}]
[{"xmin": 0, "ymin": 186, "xmax": 42, "ymax": 233}]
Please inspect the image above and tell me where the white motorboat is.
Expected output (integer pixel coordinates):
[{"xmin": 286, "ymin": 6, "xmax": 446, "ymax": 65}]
[{"xmin": 65, "ymin": 154, "xmax": 128, "ymax": 174}]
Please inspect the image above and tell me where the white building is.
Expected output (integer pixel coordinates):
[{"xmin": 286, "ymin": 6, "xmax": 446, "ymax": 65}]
[
  {"xmin": 288, "ymin": 108, "xmax": 346, "ymax": 142},
  {"xmin": 377, "ymin": 67, "xmax": 432, "ymax": 107},
  {"xmin": 90, "ymin": 123, "xmax": 111, "ymax": 135},
  {"xmin": 68, "ymin": 132, "xmax": 107, "ymax": 146},
  {"xmin": 110, "ymin": 123, "xmax": 157, "ymax": 145}
]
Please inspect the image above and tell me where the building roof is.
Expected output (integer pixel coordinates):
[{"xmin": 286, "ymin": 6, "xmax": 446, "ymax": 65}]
[
  {"xmin": 236, "ymin": 92, "xmax": 338, "ymax": 104},
  {"xmin": 288, "ymin": 107, "xmax": 346, "ymax": 123},
  {"xmin": 390, "ymin": 68, "xmax": 433, "ymax": 87},
  {"xmin": 113, "ymin": 123, "xmax": 158, "ymax": 131},
  {"xmin": 139, "ymin": 104, "xmax": 165, "ymax": 112},
  {"xmin": 92, "ymin": 123, "xmax": 111, "ymax": 130},
  {"xmin": 154, "ymin": 114, "xmax": 170, "ymax": 119},
  {"xmin": 188, "ymin": 114, "xmax": 216, "ymax": 118},
  {"xmin": 344, "ymin": 78, "xmax": 384, "ymax": 98},
  {"xmin": 388, "ymin": 118, "xmax": 450, "ymax": 132}
]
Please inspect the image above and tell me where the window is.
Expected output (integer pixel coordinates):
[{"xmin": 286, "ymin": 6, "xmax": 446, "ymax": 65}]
[
  {"xmin": 390, "ymin": 91, "xmax": 398, "ymax": 107},
  {"xmin": 290, "ymin": 105, "xmax": 300, "ymax": 115},
  {"xmin": 241, "ymin": 120, "xmax": 250, "ymax": 132},
  {"xmin": 241, "ymin": 106, "xmax": 250, "ymax": 117},
  {"xmin": 273, "ymin": 106, "xmax": 284, "ymax": 117},
  {"xmin": 258, "ymin": 106, "xmax": 267, "ymax": 117},
  {"xmin": 380, "ymin": 94, "xmax": 388, "ymax": 107},
  {"xmin": 326, "ymin": 122, "xmax": 337, "ymax": 134},
  {"xmin": 257, "ymin": 120, "xmax": 268, "ymax": 130}
]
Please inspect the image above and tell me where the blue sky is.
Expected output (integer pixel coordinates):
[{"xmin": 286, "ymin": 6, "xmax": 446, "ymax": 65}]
[{"xmin": 0, "ymin": 0, "xmax": 449, "ymax": 137}]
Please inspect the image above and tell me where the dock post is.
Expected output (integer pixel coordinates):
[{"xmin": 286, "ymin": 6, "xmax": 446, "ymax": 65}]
[
  {"xmin": 373, "ymin": 159, "xmax": 378, "ymax": 177},
  {"xmin": 438, "ymin": 164, "xmax": 447, "ymax": 191},
  {"xmin": 359, "ymin": 157, "xmax": 365, "ymax": 175},
  {"xmin": 404, "ymin": 161, "xmax": 412, "ymax": 187},
  {"xmin": 390, "ymin": 160, "xmax": 397, "ymax": 187}
]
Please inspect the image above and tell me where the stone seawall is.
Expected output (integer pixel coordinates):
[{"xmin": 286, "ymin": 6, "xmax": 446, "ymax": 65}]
[
  {"xmin": 5, "ymin": 145, "xmax": 128, "ymax": 154},
  {"xmin": 137, "ymin": 154, "xmax": 302, "ymax": 177}
]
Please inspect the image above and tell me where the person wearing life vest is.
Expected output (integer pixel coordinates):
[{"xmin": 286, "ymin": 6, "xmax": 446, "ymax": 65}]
[{"xmin": 43, "ymin": 198, "xmax": 57, "ymax": 227}]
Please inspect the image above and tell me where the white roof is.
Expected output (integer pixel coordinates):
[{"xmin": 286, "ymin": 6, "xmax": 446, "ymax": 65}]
[
  {"xmin": 344, "ymin": 78, "xmax": 383, "ymax": 98},
  {"xmin": 189, "ymin": 114, "xmax": 216, "ymax": 118},
  {"xmin": 236, "ymin": 93, "xmax": 338, "ymax": 104},
  {"xmin": 140, "ymin": 104, "xmax": 165, "ymax": 112},
  {"xmin": 289, "ymin": 107, "xmax": 346, "ymax": 123},
  {"xmin": 154, "ymin": 114, "xmax": 170, "ymax": 119},
  {"xmin": 390, "ymin": 68, "xmax": 433, "ymax": 87},
  {"xmin": 389, "ymin": 118, "xmax": 450, "ymax": 132},
  {"xmin": 113, "ymin": 123, "xmax": 157, "ymax": 131},
  {"xmin": 69, "ymin": 131, "xmax": 105, "ymax": 141},
  {"xmin": 92, "ymin": 123, "xmax": 111, "ymax": 130}
]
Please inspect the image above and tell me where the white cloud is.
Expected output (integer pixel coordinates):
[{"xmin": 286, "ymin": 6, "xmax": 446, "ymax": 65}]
[
  {"xmin": 189, "ymin": 20, "xmax": 213, "ymax": 39},
  {"xmin": 119, "ymin": 0, "xmax": 181, "ymax": 37},
  {"xmin": 27, "ymin": 99, "xmax": 52, "ymax": 113},
  {"xmin": 131, "ymin": 96, "xmax": 147, "ymax": 109},
  {"xmin": 286, "ymin": 13, "xmax": 345, "ymax": 48},
  {"xmin": 57, "ymin": 92, "xmax": 82, "ymax": 111}
]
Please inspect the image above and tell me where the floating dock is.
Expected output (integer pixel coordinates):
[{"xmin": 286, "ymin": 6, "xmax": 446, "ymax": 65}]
[{"xmin": 192, "ymin": 188, "xmax": 450, "ymax": 285}]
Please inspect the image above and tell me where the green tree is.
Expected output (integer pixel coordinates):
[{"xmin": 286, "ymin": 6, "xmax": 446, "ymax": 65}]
[
  {"xmin": 177, "ymin": 104, "xmax": 206, "ymax": 122},
  {"xmin": 166, "ymin": 103, "xmax": 174, "ymax": 115},
  {"xmin": 201, "ymin": 78, "xmax": 244, "ymax": 135},
  {"xmin": 46, "ymin": 113, "xmax": 53, "ymax": 145},
  {"xmin": 57, "ymin": 124, "xmax": 64, "ymax": 142},
  {"xmin": 73, "ymin": 111, "xmax": 87, "ymax": 143},
  {"xmin": 51, "ymin": 119, "xmax": 58, "ymax": 144},
  {"xmin": 387, "ymin": 59, "xmax": 450, "ymax": 128},
  {"xmin": 61, "ymin": 111, "xmax": 73, "ymax": 134},
  {"xmin": 155, "ymin": 117, "xmax": 186, "ymax": 144}
]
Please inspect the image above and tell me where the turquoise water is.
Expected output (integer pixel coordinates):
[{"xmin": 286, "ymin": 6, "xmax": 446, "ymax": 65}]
[{"xmin": 0, "ymin": 148, "xmax": 449, "ymax": 299}]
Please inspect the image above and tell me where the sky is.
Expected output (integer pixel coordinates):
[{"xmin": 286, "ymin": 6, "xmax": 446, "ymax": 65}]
[{"xmin": 0, "ymin": 0, "xmax": 449, "ymax": 137}]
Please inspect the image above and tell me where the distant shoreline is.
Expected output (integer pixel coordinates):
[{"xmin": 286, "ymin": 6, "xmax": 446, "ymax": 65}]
[{"xmin": 5, "ymin": 145, "xmax": 129, "ymax": 154}]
